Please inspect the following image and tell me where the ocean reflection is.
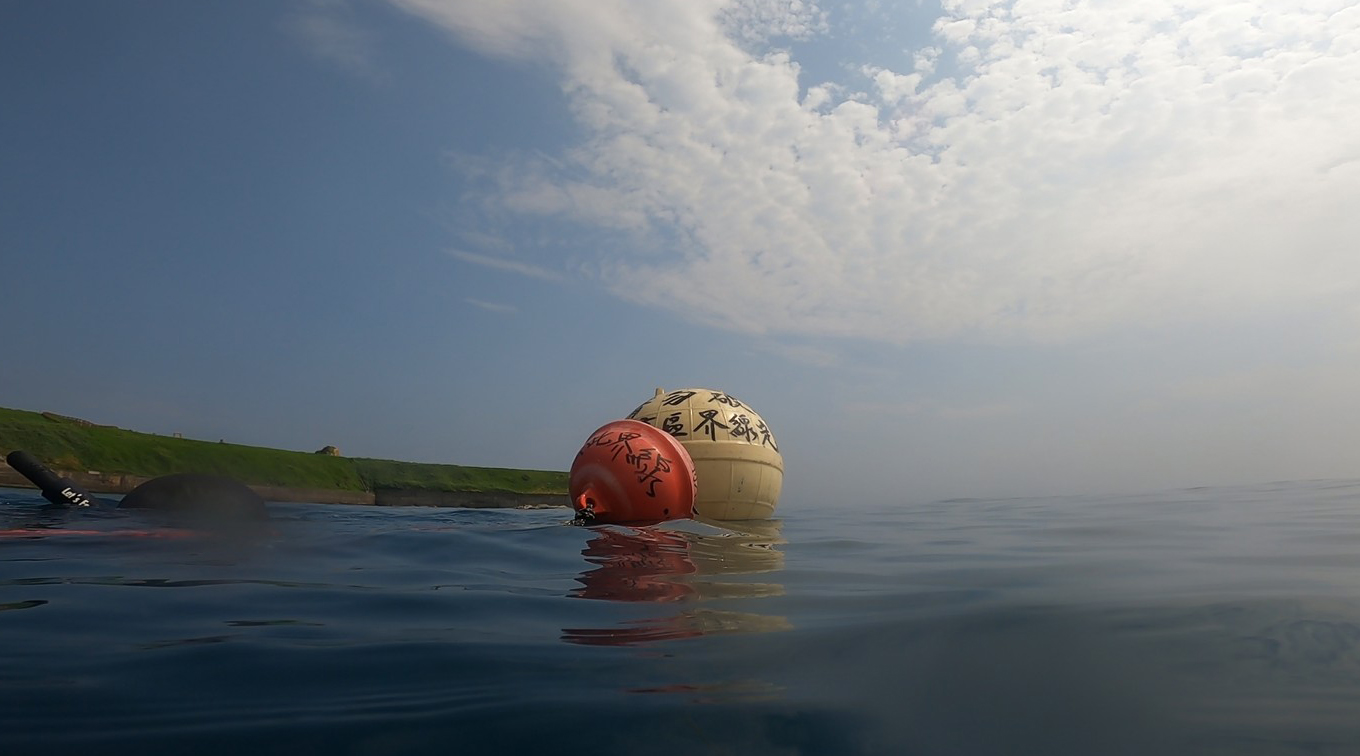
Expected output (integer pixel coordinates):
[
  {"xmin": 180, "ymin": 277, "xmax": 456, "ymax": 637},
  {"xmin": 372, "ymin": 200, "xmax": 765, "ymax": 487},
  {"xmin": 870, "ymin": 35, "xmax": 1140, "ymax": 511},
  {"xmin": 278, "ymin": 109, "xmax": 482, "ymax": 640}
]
[
  {"xmin": 570, "ymin": 527, "xmax": 697, "ymax": 603},
  {"xmin": 561, "ymin": 518, "xmax": 790, "ymax": 646},
  {"xmin": 0, "ymin": 498, "xmax": 89, "ymax": 531},
  {"xmin": 0, "ymin": 494, "xmax": 268, "ymax": 541}
]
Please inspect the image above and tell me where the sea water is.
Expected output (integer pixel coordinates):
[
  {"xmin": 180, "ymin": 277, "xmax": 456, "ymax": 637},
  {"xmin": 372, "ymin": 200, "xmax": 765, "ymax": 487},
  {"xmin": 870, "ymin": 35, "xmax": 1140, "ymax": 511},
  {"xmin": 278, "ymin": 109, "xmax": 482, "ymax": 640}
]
[{"xmin": 4, "ymin": 480, "xmax": 1360, "ymax": 755}]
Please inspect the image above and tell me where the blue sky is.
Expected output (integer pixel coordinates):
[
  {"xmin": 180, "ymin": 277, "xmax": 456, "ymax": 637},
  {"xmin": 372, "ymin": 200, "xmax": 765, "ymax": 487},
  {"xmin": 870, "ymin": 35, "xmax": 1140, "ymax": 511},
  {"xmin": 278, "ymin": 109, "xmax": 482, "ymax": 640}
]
[{"xmin": 3, "ymin": 0, "xmax": 1358, "ymax": 506}]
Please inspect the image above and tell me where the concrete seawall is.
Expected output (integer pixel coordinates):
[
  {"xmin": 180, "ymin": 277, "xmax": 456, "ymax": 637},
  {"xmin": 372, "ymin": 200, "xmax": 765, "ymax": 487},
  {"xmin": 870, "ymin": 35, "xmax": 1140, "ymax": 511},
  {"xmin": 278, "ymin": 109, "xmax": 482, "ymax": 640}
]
[
  {"xmin": 0, "ymin": 469, "xmax": 568, "ymax": 509},
  {"xmin": 374, "ymin": 489, "xmax": 569, "ymax": 509}
]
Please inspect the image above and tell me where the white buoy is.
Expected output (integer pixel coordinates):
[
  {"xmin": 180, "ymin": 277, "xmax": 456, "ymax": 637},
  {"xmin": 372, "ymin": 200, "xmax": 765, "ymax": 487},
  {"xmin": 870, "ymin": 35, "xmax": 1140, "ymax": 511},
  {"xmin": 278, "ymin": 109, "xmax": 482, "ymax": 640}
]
[{"xmin": 626, "ymin": 388, "xmax": 782, "ymax": 520}]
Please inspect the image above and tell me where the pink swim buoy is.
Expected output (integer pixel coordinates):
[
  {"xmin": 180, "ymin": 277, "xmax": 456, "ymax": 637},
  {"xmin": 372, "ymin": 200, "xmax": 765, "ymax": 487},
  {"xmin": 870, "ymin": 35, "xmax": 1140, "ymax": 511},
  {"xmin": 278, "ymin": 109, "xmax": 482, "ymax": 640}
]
[{"xmin": 569, "ymin": 419, "xmax": 697, "ymax": 525}]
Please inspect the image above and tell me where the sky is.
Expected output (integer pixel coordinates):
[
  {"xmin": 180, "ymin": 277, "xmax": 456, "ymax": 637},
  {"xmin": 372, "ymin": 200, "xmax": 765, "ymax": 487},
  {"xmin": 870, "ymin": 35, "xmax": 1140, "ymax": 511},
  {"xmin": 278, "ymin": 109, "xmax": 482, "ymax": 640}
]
[{"xmin": 2, "ymin": 0, "xmax": 1358, "ymax": 507}]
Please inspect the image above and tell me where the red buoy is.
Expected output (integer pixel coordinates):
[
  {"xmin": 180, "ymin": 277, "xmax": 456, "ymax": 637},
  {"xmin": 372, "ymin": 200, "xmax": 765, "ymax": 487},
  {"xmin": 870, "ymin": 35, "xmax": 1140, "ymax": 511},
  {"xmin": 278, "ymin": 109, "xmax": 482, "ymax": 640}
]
[{"xmin": 569, "ymin": 419, "xmax": 697, "ymax": 525}]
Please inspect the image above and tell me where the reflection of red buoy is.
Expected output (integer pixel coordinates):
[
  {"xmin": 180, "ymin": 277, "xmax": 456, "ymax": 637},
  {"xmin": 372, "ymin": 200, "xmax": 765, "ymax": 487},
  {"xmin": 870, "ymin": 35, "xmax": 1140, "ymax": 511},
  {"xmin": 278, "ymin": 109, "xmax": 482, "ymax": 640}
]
[
  {"xmin": 572, "ymin": 528, "xmax": 697, "ymax": 602},
  {"xmin": 570, "ymin": 419, "xmax": 697, "ymax": 525}
]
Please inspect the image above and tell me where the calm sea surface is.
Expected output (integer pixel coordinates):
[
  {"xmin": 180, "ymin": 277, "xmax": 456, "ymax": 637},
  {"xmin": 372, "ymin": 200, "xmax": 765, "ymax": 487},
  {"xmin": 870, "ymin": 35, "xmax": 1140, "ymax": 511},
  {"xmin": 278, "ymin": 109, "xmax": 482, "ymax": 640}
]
[{"xmin": 5, "ymin": 480, "xmax": 1360, "ymax": 755}]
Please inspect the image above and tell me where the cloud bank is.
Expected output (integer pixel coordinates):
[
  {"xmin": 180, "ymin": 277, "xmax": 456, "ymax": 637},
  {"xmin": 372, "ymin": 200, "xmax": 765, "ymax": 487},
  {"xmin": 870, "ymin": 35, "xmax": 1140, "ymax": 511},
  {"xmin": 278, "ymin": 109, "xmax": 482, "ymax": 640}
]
[{"xmin": 395, "ymin": 0, "xmax": 1360, "ymax": 344}]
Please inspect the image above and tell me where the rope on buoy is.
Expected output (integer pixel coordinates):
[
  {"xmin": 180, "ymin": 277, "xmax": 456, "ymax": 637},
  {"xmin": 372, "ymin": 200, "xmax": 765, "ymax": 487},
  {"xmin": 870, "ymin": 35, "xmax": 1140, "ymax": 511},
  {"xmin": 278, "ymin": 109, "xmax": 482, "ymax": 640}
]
[{"xmin": 570, "ymin": 498, "xmax": 597, "ymax": 526}]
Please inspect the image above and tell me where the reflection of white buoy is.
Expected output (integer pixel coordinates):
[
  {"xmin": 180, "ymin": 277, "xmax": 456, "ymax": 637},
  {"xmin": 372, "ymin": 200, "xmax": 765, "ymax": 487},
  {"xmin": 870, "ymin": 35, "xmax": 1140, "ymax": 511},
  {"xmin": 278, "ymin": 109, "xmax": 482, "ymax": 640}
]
[{"xmin": 626, "ymin": 388, "xmax": 782, "ymax": 520}]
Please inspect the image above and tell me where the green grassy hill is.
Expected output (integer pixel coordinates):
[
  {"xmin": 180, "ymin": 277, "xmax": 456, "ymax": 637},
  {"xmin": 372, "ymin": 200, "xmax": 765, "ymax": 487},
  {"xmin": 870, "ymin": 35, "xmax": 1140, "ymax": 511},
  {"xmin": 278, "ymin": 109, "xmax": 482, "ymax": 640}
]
[{"xmin": 0, "ymin": 407, "xmax": 567, "ymax": 495}]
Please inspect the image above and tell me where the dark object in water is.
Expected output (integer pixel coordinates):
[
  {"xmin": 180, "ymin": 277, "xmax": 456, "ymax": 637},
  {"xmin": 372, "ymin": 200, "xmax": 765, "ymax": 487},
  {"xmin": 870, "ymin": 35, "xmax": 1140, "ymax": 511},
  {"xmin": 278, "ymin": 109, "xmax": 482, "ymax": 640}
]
[
  {"xmin": 120, "ymin": 473, "xmax": 268, "ymax": 521},
  {"xmin": 4, "ymin": 450, "xmax": 101, "ymax": 508},
  {"xmin": 4, "ymin": 450, "xmax": 267, "ymax": 523}
]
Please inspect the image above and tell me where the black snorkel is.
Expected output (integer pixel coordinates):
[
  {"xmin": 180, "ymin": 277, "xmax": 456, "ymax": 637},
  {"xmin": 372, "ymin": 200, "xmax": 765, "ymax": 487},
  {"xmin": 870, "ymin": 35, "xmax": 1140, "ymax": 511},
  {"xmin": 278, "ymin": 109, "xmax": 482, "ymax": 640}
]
[{"xmin": 5, "ymin": 450, "xmax": 107, "ymax": 508}]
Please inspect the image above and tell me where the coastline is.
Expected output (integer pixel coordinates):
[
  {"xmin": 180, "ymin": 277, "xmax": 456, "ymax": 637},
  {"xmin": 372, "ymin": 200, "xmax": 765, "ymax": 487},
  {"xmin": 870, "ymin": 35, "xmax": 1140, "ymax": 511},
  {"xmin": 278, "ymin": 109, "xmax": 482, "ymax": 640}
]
[
  {"xmin": 2, "ymin": 405, "xmax": 572, "ymax": 509},
  {"xmin": 0, "ymin": 468, "xmax": 571, "ymax": 510}
]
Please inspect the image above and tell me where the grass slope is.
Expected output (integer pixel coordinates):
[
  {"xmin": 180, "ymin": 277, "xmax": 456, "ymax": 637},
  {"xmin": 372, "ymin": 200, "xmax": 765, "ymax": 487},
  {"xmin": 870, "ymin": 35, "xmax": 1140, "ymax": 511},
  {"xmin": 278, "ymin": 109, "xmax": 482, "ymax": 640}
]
[{"xmin": 0, "ymin": 407, "xmax": 567, "ymax": 494}]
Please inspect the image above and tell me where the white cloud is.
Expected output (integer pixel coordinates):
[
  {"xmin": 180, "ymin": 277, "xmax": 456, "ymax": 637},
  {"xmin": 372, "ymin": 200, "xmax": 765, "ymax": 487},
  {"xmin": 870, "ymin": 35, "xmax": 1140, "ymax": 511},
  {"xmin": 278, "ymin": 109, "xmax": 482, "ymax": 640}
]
[
  {"xmin": 445, "ymin": 248, "xmax": 564, "ymax": 281},
  {"xmin": 465, "ymin": 298, "xmax": 518, "ymax": 313},
  {"xmin": 394, "ymin": 0, "xmax": 1360, "ymax": 346},
  {"xmin": 719, "ymin": 0, "xmax": 830, "ymax": 44},
  {"xmin": 287, "ymin": 0, "xmax": 385, "ymax": 81}
]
